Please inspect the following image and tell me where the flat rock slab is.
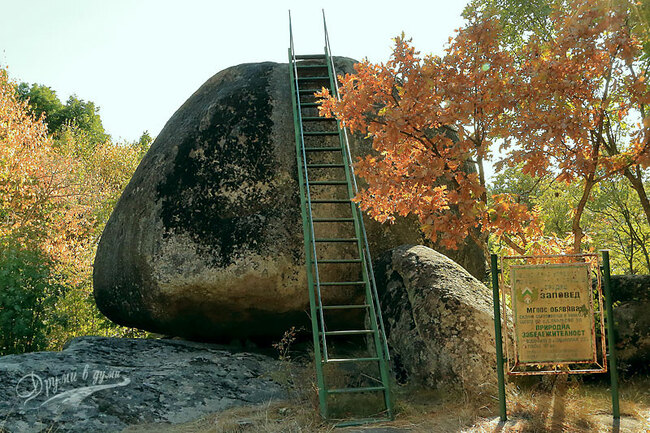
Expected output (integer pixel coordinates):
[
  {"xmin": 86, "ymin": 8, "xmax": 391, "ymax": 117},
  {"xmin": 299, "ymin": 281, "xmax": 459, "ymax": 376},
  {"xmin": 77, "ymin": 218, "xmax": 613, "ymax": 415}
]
[{"xmin": 0, "ymin": 337, "xmax": 284, "ymax": 433}]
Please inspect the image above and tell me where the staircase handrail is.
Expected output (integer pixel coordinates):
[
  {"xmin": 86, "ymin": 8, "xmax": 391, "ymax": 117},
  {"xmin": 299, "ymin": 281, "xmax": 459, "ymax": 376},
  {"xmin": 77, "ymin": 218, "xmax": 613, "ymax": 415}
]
[{"xmin": 322, "ymin": 10, "xmax": 390, "ymax": 361}]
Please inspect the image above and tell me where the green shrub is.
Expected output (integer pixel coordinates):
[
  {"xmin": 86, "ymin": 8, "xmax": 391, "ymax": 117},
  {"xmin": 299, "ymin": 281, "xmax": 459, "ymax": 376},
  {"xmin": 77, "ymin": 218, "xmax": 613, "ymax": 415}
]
[{"xmin": 0, "ymin": 238, "xmax": 65, "ymax": 355}]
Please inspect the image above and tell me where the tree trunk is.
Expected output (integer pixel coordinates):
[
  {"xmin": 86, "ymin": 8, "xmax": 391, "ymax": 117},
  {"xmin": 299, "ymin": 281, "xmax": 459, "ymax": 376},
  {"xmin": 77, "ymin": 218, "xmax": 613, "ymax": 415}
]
[
  {"xmin": 572, "ymin": 178, "xmax": 596, "ymax": 254},
  {"xmin": 622, "ymin": 166, "xmax": 650, "ymax": 227}
]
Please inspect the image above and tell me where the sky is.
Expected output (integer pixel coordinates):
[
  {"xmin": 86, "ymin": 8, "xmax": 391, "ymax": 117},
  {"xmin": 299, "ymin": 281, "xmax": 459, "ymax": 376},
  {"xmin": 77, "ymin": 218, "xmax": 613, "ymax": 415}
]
[{"xmin": 0, "ymin": 0, "xmax": 469, "ymax": 143}]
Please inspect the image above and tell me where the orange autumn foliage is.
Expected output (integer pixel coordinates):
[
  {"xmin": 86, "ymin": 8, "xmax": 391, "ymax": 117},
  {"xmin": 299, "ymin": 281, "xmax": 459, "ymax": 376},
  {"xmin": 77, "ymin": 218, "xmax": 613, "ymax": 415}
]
[
  {"xmin": 318, "ymin": 18, "xmax": 542, "ymax": 253},
  {"xmin": 1, "ymin": 69, "xmax": 90, "ymax": 281},
  {"xmin": 503, "ymin": 0, "xmax": 650, "ymax": 253},
  {"xmin": 1, "ymin": 67, "xmax": 58, "ymax": 240},
  {"xmin": 0, "ymin": 68, "xmax": 141, "ymax": 284},
  {"xmin": 319, "ymin": 0, "xmax": 650, "ymax": 255}
]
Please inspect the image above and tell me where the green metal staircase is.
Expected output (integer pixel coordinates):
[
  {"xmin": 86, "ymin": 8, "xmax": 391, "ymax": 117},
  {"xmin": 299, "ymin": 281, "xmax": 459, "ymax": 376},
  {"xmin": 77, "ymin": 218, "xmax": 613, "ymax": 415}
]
[{"xmin": 288, "ymin": 11, "xmax": 393, "ymax": 426}]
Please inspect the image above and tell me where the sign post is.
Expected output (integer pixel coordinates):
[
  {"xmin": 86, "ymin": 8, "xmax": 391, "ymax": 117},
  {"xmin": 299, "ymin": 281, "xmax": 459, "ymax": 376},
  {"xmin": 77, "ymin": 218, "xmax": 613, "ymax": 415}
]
[
  {"xmin": 490, "ymin": 254, "xmax": 507, "ymax": 422},
  {"xmin": 491, "ymin": 252, "xmax": 619, "ymax": 420},
  {"xmin": 601, "ymin": 250, "xmax": 620, "ymax": 419}
]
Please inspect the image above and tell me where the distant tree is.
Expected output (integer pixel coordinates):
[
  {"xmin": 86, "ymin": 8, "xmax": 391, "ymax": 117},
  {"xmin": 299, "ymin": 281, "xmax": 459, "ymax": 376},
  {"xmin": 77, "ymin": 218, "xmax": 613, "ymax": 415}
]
[
  {"xmin": 588, "ymin": 178, "xmax": 650, "ymax": 274},
  {"xmin": 2, "ymin": 67, "xmax": 148, "ymax": 352},
  {"xmin": 491, "ymin": 167, "xmax": 650, "ymax": 273},
  {"xmin": 135, "ymin": 130, "xmax": 153, "ymax": 154},
  {"xmin": 16, "ymin": 82, "xmax": 109, "ymax": 144},
  {"xmin": 15, "ymin": 82, "xmax": 64, "ymax": 126},
  {"xmin": 58, "ymin": 95, "xmax": 109, "ymax": 144}
]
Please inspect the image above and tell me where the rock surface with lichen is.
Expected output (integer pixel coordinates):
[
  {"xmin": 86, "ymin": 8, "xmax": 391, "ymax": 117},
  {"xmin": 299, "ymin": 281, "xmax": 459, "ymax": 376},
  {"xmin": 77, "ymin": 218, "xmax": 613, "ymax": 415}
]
[
  {"xmin": 374, "ymin": 245, "xmax": 497, "ymax": 392},
  {"xmin": 92, "ymin": 59, "xmax": 431, "ymax": 341},
  {"xmin": 93, "ymin": 59, "xmax": 486, "ymax": 341},
  {"xmin": 0, "ymin": 337, "xmax": 284, "ymax": 433},
  {"xmin": 608, "ymin": 274, "xmax": 650, "ymax": 374}
]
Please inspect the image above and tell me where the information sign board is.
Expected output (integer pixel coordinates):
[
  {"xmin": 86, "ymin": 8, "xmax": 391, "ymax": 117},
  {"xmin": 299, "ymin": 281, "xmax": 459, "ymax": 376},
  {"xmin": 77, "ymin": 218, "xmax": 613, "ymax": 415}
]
[{"xmin": 511, "ymin": 263, "xmax": 596, "ymax": 364}]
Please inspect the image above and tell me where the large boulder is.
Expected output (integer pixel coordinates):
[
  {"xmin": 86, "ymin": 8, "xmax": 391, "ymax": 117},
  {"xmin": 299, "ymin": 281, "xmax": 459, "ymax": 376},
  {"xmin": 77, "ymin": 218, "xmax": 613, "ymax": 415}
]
[
  {"xmin": 609, "ymin": 274, "xmax": 650, "ymax": 374},
  {"xmin": 374, "ymin": 245, "xmax": 497, "ymax": 392},
  {"xmin": 0, "ymin": 337, "xmax": 284, "ymax": 433},
  {"xmin": 93, "ymin": 59, "xmax": 486, "ymax": 342},
  {"xmin": 93, "ymin": 59, "xmax": 428, "ymax": 341}
]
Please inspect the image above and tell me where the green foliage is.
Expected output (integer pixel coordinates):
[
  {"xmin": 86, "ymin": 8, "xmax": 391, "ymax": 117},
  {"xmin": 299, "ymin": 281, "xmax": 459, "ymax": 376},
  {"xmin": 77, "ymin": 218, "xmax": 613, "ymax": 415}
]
[
  {"xmin": 46, "ymin": 279, "xmax": 149, "ymax": 350},
  {"xmin": 633, "ymin": 1, "xmax": 650, "ymax": 56},
  {"xmin": 16, "ymin": 82, "xmax": 109, "ymax": 144},
  {"xmin": 3, "ymin": 73, "xmax": 154, "ymax": 354},
  {"xmin": 464, "ymin": 0, "xmax": 650, "ymax": 58},
  {"xmin": 587, "ymin": 178, "xmax": 650, "ymax": 274},
  {"xmin": 0, "ymin": 238, "xmax": 65, "ymax": 355},
  {"xmin": 59, "ymin": 95, "xmax": 109, "ymax": 144},
  {"xmin": 463, "ymin": 0, "xmax": 560, "ymax": 48},
  {"xmin": 15, "ymin": 82, "xmax": 64, "ymax": 124},
  {"xmin": 490, "ymin": 167, "xmax": 650, "ymax": 274},
  {"xmin": 136, "ymin": 130, "xmax": 154, "ymax": 155}
]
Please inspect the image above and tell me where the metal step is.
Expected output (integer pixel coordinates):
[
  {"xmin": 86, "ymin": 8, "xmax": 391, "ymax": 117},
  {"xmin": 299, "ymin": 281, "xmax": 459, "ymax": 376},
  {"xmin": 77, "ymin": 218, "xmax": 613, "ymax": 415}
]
[
  {"xmin": 324, "ymin": 357, "xmax": 380, "ymax": 363},
  {"xmin": 311, "ymin": 199, "xmax": 350, "ymax": 203},
  {"xmin": 320, "ymin": 303, "xmax": 369, "ymax": 310},
  {"xmin": 321, "ymin": 329, "xmax": 374, "ymax": 336},
  {"xmin": 319, "ymin": 281, "xmax": 366, "ymax": 286},
  {"xmin": 312, "ymin": 217, "xmax": 354, "ymax": 222},
  {"xmin": 309, "ymin": 181, "xmax": 347, "ymax": 185},
  {"xmin": 302, "ymin": 116, "xmax": 334, "ymax": 121},
  {"xmin": 327, "ymin": 386, "xmax": 385, "ymax": 394},
  {"xmin": 304, "ymin": 147, "xmax": 341, "ymax": 152},
  {"xmin": 299, "ymin": 88, "xmax": 323, "ymax": 93},
  {"xmin": 314, "ymin": 238, "xmax": 358, "ymax": 242},
  {"xmin": 306, "ymin": 163, "xmax": 345, "ymax": 169},
  {"xmin": 316, "ymin": 259, "xmax": 362, "ymax": 264},
  {"xmin": 296, "ymin": 54, "xmax": 326, "ymax": 59},
  {"xmin": 298, "ymin": 76, "xmax": 330, "ymax": 81},
  {"xmin": 303, "ymin": 131, "xmax": 338, "ymax": 136},
  {"xmin": 297, "ymin": 64, "xmax": 328, "ymax": 69}
]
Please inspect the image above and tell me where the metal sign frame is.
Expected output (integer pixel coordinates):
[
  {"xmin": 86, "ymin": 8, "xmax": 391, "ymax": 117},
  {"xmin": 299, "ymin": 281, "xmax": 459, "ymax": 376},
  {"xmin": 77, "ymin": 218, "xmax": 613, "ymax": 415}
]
[
  {"xmin": 500, "ymin": 254, "xmax": 607, "ymax": 375},
  {"xmin": 490, "ymin": 251, "xmax": 620, "ymax": 422}
]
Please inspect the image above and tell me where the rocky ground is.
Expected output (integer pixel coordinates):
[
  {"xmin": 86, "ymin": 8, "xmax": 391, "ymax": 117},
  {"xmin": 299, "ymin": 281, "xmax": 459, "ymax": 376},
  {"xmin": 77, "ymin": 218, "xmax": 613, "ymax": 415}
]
[
  {"xmin": 122, "ymin": 376, "xmax": 650, "ymax": 433},
  {"xmin": 0, "ymin": 337, "xmax": 284, "ymax": 433},
  {"xmin": 0, "ymin": 336, "xmax": 648, "ymax": 432}
]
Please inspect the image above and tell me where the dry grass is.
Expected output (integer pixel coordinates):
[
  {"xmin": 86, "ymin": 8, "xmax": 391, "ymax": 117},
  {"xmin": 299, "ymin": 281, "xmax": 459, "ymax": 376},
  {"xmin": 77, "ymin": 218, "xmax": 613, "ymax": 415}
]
[
  {"xmin": 122, "ymin": 400, "xmax": 332, "ymax": 433},
  {"xmin": 121, "ymin": 365, "xmax": 650, "ymax": 433},
  {"xmin": 460, "ymin": 375, "xmax": 650, "ymax": 433}
]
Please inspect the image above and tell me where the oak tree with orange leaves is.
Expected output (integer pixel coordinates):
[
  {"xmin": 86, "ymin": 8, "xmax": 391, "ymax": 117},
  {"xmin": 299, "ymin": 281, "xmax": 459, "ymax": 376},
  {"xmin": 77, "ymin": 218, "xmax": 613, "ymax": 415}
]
[
  {"xmin": 319, "ymin": 0, "xmax": 650, "ymax": 255},
  {"xmin": 503, "ymin": 0, "xmax": 650, "ymax": 253}
]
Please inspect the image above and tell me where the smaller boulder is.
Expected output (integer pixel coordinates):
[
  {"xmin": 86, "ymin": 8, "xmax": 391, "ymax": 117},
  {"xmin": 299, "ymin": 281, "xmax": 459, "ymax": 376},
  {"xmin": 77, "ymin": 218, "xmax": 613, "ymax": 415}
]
[
  {"xmin": 374, "ymin": 245, "xmax": 497, "ymax": 393},
  {"xmin": 610, "ymin": 274, "xmax": 650, "ymax": 374}
]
